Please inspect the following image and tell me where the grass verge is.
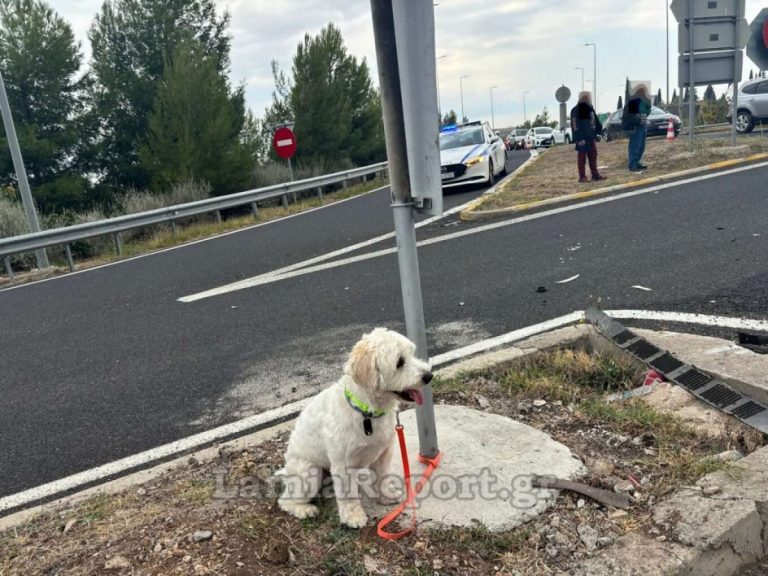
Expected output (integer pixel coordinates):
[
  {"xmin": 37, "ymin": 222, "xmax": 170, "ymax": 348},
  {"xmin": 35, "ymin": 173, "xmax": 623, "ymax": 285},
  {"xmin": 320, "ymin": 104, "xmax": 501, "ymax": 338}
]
[{"xmin": 478, "ymin": 135, "xmax": 768, "ymax": 211}]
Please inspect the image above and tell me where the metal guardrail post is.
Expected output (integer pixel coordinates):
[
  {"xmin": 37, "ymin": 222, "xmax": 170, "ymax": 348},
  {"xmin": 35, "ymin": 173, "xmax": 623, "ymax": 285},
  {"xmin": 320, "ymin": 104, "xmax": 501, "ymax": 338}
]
[
  {"xmin": 171, "ymin": 221, "xmax": 177, "ymax": 237},
  {"xmin": 65, "ymin": 244, "xmax": 75, "ymax": 272},
  {"xmin": 281, "ymin": 194, "xmax": 288, "ymax": 209},
  {"xmin": 316, "ymin": 187, "xmax": 323, "ymax": 202},
  {"xmin": 215, "ymin": 210, "xmax": 222, "ymax": 224},
  {"xmin": 342, "ymin": 179, "xmax": 348, "ymax": 190},
  {"xmin": 3, "ymin": 256, "xmax": 13, "ymax": 281},
  {"xmin": 113, "ymin": 233, "xmax": 123, "ymax": 256},
  {"xmin": 250, "ymin": 202, "xmax": 258, "ymax": 217}
]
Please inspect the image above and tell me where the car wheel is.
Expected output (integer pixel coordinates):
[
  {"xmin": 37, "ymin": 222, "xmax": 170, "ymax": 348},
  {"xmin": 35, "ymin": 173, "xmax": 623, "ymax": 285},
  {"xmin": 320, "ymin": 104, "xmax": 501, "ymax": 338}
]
[
  {"xmin": 736, "ymin": 110, "xmax": 754, "ymax": 134},
  {"xmin": 488, "ymin": 159, "xmax": 495, "ymax": 186}
]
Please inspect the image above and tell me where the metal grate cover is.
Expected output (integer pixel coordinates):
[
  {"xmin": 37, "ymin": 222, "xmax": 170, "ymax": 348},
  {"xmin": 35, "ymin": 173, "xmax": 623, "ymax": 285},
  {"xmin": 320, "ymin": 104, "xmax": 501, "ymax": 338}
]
[
  {"xmin": 613, "ymin": 330, "xmax": 635, "ymax": 345},
  {"xmin": 700, "ymin": 383, "xmax": 742, "ymax": 408},
  {"xmin": 650, "ymin": 352, "xmax": 684, "ymax": 374},
  {"xmin": 675, "ymin": 368, "xmax": 711, "ymax": 391},
  {"xmin": 732, "ymin": 402, "xmax": 767, "ymax": 420},
  {"xmin": 626, "ymin": 339, "xmax": 661, "ymax": 360}
]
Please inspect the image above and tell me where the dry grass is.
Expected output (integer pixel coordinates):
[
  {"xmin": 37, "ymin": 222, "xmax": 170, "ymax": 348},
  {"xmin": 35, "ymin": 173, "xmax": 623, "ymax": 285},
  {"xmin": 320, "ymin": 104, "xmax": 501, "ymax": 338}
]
[
  {"xmin": 3, "ymin": 347, "xmax": 762, "ymax": 576},
  {"xmin": 481, "ymin": 135, "xmax": 768, "ymax": 210}
]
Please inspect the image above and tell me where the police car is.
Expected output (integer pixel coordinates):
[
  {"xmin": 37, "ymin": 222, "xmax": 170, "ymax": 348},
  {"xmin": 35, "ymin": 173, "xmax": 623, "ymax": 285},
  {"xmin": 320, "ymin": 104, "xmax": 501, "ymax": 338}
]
[{"xmin": 439, "ymin": 121, "xmax": 507, "ymax": 188}]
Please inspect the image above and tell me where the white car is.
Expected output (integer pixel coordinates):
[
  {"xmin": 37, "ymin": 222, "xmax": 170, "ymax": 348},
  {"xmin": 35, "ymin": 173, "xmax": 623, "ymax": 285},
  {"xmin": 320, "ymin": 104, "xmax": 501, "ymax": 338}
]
[
  {"xmin": 439, "ymin": 121, "xmax": 507, "ymax": 188},
  {"xmin": 524, "ymin": 126, "xmax": 561, "ymax": 148}
]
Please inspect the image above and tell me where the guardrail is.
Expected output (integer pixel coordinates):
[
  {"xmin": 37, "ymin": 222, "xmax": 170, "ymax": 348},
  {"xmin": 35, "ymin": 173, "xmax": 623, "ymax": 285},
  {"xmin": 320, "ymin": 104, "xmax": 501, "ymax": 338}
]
[{"xmin": 1, "ymin": 161, "xmax": 389, "ymax": 280}]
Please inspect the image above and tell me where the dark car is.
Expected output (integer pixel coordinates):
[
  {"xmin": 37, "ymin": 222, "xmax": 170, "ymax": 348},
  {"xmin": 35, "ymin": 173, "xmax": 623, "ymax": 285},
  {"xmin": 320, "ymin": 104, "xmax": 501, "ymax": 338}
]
[{"xmin": 603, "ymin": 107, "xmax": 681, "ymax": 141}]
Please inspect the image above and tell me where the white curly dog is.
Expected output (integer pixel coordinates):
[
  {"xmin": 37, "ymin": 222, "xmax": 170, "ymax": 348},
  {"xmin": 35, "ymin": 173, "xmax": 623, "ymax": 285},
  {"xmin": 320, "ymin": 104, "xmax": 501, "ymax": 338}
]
[{"xmin": 278, "ymin": 327, "xmax": 433, "ymax": 528}]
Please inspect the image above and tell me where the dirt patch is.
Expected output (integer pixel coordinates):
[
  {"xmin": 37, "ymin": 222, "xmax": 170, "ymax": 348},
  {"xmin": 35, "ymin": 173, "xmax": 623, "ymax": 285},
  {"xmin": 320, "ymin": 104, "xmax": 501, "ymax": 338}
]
[
  {"xmin": 2, "ymin": 349, "xmax": 763, "ymax": 575},
  {"xmin": 480, "ymin": 135, "xmax": 768, "ymax": 211}
]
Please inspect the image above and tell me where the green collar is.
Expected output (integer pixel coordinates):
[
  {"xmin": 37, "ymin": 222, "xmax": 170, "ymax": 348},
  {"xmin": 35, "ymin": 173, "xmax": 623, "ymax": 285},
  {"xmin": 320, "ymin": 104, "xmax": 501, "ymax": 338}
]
[{"xmin": 344, "ymin": 387, "xmax": 387, "ymax": 418}]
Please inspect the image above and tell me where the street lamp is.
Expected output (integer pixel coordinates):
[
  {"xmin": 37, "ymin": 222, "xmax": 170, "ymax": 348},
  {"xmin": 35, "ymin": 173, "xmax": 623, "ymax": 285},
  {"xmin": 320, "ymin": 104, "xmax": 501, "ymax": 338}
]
[
  {"xmin": 490, "ymin": 85, "xmax": 499, "ymax": 130},
  {"xmin": 584, "ymin": 42, "xmax": 597, "ymax": 111},
  {"xmin": 460, "ymin": 74, "xmax": 470, "ymax": 122},
  {"xmin": 523, "ymin": 90, "xmax": 530, "ymax": 125},
  {"xmin": 573, "ymin": 67, "xmax": 584, "ymax": 93},
  {"xmin": 436, "ymin": 54, "xmax": 448, "ymax": 117}
]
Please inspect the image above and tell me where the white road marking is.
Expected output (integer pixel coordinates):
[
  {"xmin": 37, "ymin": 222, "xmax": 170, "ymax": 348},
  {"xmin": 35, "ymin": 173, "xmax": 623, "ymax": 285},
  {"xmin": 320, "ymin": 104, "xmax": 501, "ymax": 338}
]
[
  {"xmin": 605, "ymin": 310, "xmax": 768, "ymax": 332},
  {"xmin": 180, "ymin": 161, "xmax": 768, "ymax": 302},
  {"xmin": 556, "ymin": 274, "xmax": 581, "ymax": 284},
  {"xmin": 4, "ymin": 306, "xmax": 767, "ymax": 514},
  {"xmin": 631, "ymin": 285, "xmax": 653, "ymax": 292}
]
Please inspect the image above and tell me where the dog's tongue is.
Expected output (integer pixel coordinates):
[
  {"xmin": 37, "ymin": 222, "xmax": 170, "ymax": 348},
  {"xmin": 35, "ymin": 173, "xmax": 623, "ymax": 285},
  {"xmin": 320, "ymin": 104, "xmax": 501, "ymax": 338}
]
[{"xmin": 411, "ymin": 389, "xmax": 424, "ymax": 406}]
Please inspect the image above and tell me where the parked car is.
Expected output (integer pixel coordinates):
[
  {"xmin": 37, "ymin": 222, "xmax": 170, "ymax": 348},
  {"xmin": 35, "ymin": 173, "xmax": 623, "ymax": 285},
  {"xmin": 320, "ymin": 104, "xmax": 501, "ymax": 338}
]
[
  {"xmin": 507, "ymin": 128, "xmax": 528, "ymax": 150},
  {"xmin": 524, "ymin": 126, "xmax": 559, "ymax": 148},
  {"xmin": 602, "ymin": 107, "xmax": 681, "ymax": 141},
  {"xmin": 439, "ymin": 121, "xmax": 507, "ymax": 188},
  {"xmin": 727, "ymin": 78, "xmax": 768, "ymax": 133}
]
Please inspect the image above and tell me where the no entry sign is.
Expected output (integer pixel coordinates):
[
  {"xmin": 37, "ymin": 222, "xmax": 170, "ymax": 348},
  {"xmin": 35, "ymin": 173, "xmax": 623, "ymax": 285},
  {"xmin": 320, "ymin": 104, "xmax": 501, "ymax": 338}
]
[{"xmin": 272, "ymin": 126, "xmax": 297, "ymax": 160}]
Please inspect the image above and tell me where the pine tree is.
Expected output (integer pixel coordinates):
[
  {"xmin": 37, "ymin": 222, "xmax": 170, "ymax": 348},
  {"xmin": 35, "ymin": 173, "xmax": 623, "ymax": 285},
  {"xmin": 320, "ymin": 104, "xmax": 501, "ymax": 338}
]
[
  {"xmin": 0, "ymin": 0, "xmax": 89, "ymax": 213},
  {"xmin": 139, "ymin": 38, "xmax": 254, "ymax": 195},
  {"xmin": 617, "ymin": 96, "xmax": 623, "ymax": 110},
  {"xmin": 442, "ymin": 110, "xmax": 458, "ymax": 125},
  {"xmin": 88, "ymin": 0, "xmax": 232, "ymax": 190},
  {"xmin": 704, "ymin": 85, "xmax": 716, "ymax": 102}
]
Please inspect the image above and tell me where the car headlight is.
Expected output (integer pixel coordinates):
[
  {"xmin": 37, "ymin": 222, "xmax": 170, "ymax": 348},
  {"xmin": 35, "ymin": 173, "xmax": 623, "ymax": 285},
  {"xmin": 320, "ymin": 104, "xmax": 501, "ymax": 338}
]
[{"xmin": 465, "ymin": 156, "xmax": 486, "ymax": 167}]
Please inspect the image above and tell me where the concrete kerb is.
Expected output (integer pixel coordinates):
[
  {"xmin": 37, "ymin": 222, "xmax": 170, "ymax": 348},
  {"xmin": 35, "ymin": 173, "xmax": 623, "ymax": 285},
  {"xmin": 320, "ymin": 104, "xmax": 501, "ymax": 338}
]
[{"xmin": 460, "ymin": 151, "xmax": 768, "ymax": 222}]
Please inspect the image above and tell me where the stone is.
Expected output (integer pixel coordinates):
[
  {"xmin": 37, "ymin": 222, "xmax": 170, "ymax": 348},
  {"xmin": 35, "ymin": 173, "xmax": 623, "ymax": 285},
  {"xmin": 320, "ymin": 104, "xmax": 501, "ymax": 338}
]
[
  {"xmin": 577, "ymin": 499, "xmax": 586, "ymax": 509},
  {"xmin": 577, "ymin": 524, "xmax": 599, "ymax": 552},
  {"xmin": 193, "ymin": 531, "xmax": 213, "ymax": 542},
  {"xmin": 614, "ymin": 480, "xmax": 634, "ymax": 494},
  {"xmin": 702, "ymin": 485, "xmax": 722, "ymax": 496},
  {"xmin": 474, "ymin": 394, "xmax": 491, "ymax": 409},
  {"xmin": 545, "ymin": 544, "xmax": 558, "ymax": 558},
  {"xmin": 533, "ymin": 399, "xmax": 548, "ymax": 408},
  {"xmin": 105, "ymin": 556, "xmax": 131, "ymax": 570},
  {"xmin": 713, "ymin": 450, "xmax": 743, "ymax": 462},
  {"xmin": 374, "ymin": 405, "xmax": 586, "ymax": 532},
  {"xmin": 653, "ymin": 491, "xmax": 762, "ymax": 575},
  {"xmin": 62, "ymin": 519, "xmax": 77, "ymax": 534}
]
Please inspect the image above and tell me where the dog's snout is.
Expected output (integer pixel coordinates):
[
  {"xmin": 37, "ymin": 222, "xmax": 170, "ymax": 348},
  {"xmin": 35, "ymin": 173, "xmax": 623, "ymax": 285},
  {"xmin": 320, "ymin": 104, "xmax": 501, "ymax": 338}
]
[{"xmin": 422, "ymin": 372, "xmax": 433, "ymax": 385}]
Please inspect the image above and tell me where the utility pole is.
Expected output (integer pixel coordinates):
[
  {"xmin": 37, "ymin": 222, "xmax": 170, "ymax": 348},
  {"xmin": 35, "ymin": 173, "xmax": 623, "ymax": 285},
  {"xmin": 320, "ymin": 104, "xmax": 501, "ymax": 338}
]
[
  {"xmin": 436, "ymin": 54, "xmax": 448, "ymax": 118},
  {"xmin": 370, "ymin": 0, "xmax": 440, "ymax": 459},
  {"xmin": 585, "ymin": 43, "xmax": 597, "ymax": 111},
  {"xmin": 523, "ymin": 90, "xmax": 530, "ymax": 125},
  {"xmin": 574, "ymin": 67, "xmax": 585, "ymax": 93},
  {"xmin": 459, "ymin": 74, "xmax": 469, "ymax": 122},
  {"xmin": 0, "ymin": 70, "xmax": 48, "ymax": 269},
  {"xmin": 490, "ymin": 85, "xmax": 499, "ymax": 130},
  {"xmin": 666, "ymin": 0, "xmax": 670, "ymax": 107},
  {"xmin": 688, "ymin": 0, "xmax": 695, "ymax": 147}
]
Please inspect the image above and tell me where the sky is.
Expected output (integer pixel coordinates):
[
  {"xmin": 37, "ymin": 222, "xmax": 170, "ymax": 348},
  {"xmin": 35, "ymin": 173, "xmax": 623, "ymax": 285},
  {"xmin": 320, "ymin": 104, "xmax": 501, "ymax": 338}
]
[{"xmin": 51, "ymin": 0, "xmax": 766, "ymax": 129}]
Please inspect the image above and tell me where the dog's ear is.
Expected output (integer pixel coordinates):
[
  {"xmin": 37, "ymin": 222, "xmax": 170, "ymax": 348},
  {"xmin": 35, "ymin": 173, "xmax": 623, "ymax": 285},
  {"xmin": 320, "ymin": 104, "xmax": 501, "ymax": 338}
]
[{"xmin": 345, "ymin": 338, "xmax": 378, "ymax": 389}]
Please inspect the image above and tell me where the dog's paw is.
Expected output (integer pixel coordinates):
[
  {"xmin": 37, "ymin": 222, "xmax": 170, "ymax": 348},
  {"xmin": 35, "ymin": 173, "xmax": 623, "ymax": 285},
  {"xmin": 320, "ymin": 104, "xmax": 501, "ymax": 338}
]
[
  {"xmin": 339, "ymin": 506, "xmax": 368, "ymax": 529},
  {"xmin": 278, "ymin": 500, "xmax": 319, "ymax": 520}
]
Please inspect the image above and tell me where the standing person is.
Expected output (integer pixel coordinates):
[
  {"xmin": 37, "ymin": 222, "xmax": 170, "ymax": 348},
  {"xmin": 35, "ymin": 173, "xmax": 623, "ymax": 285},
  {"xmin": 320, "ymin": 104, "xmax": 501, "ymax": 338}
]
[
  {"xmin": 570, "ymin": 92, "xmax": 606, "ymax": 183},
  {"xmin": 623, "ymin": 85, "xmax": 651, "ymax": 171}
]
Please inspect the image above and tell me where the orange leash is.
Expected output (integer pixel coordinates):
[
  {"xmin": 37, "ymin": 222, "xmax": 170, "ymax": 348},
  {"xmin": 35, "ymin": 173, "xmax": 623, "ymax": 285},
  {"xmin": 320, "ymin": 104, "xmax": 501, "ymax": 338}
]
[{"xmin": 377, "ymin": 419, "xmax": 442, "ymax": 540}]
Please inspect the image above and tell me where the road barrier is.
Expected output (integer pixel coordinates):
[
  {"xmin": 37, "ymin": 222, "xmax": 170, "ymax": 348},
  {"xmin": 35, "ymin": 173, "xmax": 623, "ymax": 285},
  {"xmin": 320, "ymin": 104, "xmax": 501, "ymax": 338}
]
[{"xmin": 1, "ymin": 162, "xmax": 389, "ymax": 279}]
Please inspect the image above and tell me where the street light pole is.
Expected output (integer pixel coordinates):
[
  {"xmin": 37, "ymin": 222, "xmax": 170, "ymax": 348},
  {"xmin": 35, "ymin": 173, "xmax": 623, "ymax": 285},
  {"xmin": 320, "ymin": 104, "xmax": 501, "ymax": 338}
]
[
  {"xmin": 523, "ymin": 90, "xmax": 530, "ymax": 125},
  {"xmin": 436, "ymin": 54, "xmax": 447, "ymax": 118},
  {"xmin": 665, "ymin": 0, "xmax": 670, "ymax": 106},
  {"xmin": 0, "ymin": 69, "xmax": 48, "ymax": 269},
  {"xmin": 584, "ymin": 43, "xmax": 597, "ymax": 111},
  {"xmin": 574, "ymin": 67, "xmax": 584, "ymax": 93},
  {"xmin": 490, "ymin": 85, "xmax": 498, "ymax": 130},
  {"xmin": 460, "ymin": 74, "xmax": 469, "ymax": 122}
]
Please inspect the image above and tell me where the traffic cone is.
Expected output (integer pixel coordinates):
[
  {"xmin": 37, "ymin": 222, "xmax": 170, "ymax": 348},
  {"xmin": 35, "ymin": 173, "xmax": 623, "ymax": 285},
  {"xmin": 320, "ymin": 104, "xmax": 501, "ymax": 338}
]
[{"xmin": 665, "ymin": 119, "xmax": 676, "ymax": 141}]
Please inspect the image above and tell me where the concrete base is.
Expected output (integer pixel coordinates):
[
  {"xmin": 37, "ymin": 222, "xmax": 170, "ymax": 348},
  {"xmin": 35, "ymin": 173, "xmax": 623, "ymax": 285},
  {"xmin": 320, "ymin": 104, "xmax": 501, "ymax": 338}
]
[{"xmin": 375, "ymin": 405, "xmax": 586, "ymax": 532}]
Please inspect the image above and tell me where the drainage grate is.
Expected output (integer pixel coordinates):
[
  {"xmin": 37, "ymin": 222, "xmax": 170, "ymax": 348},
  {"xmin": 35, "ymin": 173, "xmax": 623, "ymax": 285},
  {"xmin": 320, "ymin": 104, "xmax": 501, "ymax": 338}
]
[
  {"xmin": 650, "ymin": 352, "xmax": 684, "ymax": 374},
  {"xmin": 626, "ymin": 339, "xmax": 661, "ymax": 360},
  {"xmin": 700, "ymin": 383, "xmax": 742, "ymax": 408},
  {"xmin": 675, "ymin": 368, "xmax": 712, "ymax": 391},
  {"xmin": 732, "ymin": 401, "xmax": 767, "ymax": 420},
  {"xmin": 613, "ymin": 330, "xmax": 635, "ymax": 345}
]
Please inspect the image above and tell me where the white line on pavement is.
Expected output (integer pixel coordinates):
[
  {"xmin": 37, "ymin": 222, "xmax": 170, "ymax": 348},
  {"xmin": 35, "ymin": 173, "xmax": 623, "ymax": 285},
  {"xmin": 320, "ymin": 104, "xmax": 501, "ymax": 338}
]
[
  {"xmin": 179, "ymin": 161, "xmax": 768, "ymax": 302},
  {"xmin": 605, "ymin": 310, "xmax": 768, "ymax": 332}
]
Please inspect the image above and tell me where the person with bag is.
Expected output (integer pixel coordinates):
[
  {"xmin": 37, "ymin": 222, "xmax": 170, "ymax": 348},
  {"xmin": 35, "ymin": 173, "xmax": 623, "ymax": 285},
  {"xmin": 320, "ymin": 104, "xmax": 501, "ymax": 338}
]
[
  {"xmin": 570, "ymin": 91, "xmax": 606, "ymax": 183},
  {"xmin": 622, "ymin": 85, "xmax": 651, "ymax": 171}
]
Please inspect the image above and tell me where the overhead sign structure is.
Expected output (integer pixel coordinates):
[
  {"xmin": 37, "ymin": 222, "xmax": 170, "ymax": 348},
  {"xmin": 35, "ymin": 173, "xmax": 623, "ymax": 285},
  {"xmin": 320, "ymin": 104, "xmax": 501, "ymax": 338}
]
[
  {"xmin": 673, "ymin": 0, "xmax": 747, "ymax": 145},
  {"xmin": 272, "ymin": 126, "xmax": 297, "ymax": 160},
  {"xmin": 746, "ymin": 8, "xmax": 768, "ymax": 71}
]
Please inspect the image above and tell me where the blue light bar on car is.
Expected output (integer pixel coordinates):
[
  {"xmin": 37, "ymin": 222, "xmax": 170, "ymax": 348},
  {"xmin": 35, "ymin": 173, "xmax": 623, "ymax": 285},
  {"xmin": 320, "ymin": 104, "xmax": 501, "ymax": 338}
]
[{"xmin": 440, "ymin": 124, "xmax": 459, "ymax": 133}]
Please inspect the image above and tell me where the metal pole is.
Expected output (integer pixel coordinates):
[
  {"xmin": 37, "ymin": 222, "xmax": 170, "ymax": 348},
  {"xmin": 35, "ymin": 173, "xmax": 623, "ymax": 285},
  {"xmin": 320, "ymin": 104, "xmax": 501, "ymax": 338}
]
[
  {"xmin": 65, "ymin": 243, "xmax": 75, "ymax": 272},
  {"xmin": 490, "ymin": 85, "xmax": 498, "ymax": 130},
  {"xmin": 666, "ymin": 0, "xmax": 670, "ymax": 107},
  {"xmin": 287, "ymin": 157, "xmax": 294, "ymax": 181},
  {"xmin": 460, "ymin": 76, "xmax": 465, "ymax": 122},
  {"xmin": 585, "ymin": 44, "xmax": 597, "ymax": 112},
  {"xmin": 523, "ymin": 90, "xmax": 529, "ymax": 125},
  {"xmin": 0, "ymin": 70, "xmax": 49, "ymax": 269},
  {"xmin": 3, "ymin": 255, "xmax": 14, "ymax": 281},
  {"xmin": 688, "ymin": 0, "xmax": 695, "ymax": 147},
  {"xmin": 731, "ymin": 2, "xmax": 740, "ymax": 146},
  {"xmin": 371, "ymin": 0, "xmax": 438, "ymax": 459}
]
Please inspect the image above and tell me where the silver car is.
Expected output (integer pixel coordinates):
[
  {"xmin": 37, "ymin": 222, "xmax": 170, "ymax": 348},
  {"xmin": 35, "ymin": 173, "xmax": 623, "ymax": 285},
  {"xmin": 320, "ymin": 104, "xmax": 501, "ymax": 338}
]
[{"xmin": 732, "ymin": 78, "xmax": 768, "ymax": 134}]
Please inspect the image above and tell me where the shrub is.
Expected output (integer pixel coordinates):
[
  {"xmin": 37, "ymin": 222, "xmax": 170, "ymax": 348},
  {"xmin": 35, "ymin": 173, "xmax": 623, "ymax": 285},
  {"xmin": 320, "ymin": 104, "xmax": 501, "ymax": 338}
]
[{"xmin": 0, "ymin": 195, "xmax": 36, "ymax": 270}]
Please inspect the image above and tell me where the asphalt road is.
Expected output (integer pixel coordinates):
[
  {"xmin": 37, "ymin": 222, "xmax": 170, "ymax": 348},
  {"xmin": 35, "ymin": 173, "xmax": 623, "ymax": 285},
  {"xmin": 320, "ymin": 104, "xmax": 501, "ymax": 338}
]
[{"xmin": 1, "ymin": 153, "xmax": 766, "ymax": 504}]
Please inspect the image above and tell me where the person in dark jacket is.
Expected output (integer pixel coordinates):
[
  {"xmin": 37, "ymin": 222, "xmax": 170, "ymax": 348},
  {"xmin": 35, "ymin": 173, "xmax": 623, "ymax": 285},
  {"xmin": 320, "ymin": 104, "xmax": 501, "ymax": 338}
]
[
  {"xmin": 570, "ymin": 92, "xmax": 606, "ymax": 183},
  {"xmin": 622, "ymin": 85, "xmax": 651, "ymax": 171}
]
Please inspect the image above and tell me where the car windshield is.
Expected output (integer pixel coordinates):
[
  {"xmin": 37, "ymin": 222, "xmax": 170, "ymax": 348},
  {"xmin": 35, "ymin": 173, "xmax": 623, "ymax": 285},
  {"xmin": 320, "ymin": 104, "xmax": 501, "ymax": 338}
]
[
  {"xmin": 535, "ymin": 128, "xmax": 551, "ymax": 134},
  {"xmin": 515, "ymin": 129, "xmax": 527, "ymax": 136},
  {"xmin": 440, "ymin": 128, "xmax": 485, "ymax": 150},
  {"xmin": 651, "ymin": 107, "xmax": 666, "ymax": 115}
]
